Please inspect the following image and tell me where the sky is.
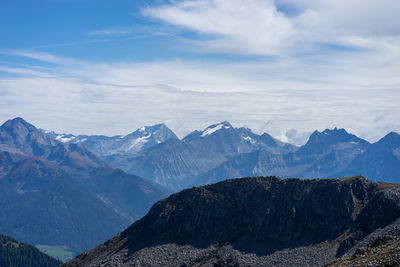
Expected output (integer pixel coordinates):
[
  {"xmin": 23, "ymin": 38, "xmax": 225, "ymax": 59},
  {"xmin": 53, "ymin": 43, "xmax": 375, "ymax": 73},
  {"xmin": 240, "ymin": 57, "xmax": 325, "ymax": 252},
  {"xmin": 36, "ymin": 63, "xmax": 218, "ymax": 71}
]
[{"xmin": 0, "ymin": 0, "xmax": 399, "ymax": 145}]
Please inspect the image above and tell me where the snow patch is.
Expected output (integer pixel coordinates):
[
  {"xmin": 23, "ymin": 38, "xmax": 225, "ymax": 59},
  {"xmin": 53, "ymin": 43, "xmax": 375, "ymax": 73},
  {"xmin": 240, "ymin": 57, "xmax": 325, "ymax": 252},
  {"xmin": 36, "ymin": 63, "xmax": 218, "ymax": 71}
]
[
  {"xmin": 55, "ymin": 135, "xmax": 75, "ymax": 143},
  {"xmin": 128, "ymin": 134, "xmax": 152, "ymax": 149},
  {"xmin": 201, "ymin": 123, "xmax": 230, "ymax": 137},
  {"xmin": 243, "ymin": 136, "xmax": 256, "ymax": 144}
]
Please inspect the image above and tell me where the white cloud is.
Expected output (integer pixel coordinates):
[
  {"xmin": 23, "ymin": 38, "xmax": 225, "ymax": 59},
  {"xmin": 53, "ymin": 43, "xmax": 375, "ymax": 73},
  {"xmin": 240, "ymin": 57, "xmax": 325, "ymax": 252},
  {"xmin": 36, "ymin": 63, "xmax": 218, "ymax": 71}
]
[
  {"xmin": 143, "ymin": 0, "xmax": 400, "ymax": 55},
  {"xmin": 88, "ymin": 27, "xmax": 137, "ymax": 36},
  {"xmin": 143, "ymin": 0, "xmax": 293, "ymax": 55},
  {"xmin": 0, "ymin": 51, "xmax": 399, "ymax": 143},
  {"xmin": 11, "ymin": 50, "xmax": 68, "ymax": 64},
  {"xmin": 0, "ymin": 66, "xmax": 55, "ymax": 77}
]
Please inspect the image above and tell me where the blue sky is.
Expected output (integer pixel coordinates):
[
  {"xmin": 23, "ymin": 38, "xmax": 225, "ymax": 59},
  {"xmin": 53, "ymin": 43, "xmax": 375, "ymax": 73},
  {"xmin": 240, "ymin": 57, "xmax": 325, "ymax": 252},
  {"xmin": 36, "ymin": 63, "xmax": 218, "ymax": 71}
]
[{"xmin": 1, "ymin": 0, "xmax": 399, "ymax": 144}]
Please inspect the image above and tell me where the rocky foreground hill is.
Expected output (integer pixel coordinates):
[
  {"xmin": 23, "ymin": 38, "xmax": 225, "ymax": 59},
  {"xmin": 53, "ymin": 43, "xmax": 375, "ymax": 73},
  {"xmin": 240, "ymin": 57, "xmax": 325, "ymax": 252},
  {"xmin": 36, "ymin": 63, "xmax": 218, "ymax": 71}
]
[{"xmin": 65, "ymin": 176, "xmax": 400, "ymax": 266}]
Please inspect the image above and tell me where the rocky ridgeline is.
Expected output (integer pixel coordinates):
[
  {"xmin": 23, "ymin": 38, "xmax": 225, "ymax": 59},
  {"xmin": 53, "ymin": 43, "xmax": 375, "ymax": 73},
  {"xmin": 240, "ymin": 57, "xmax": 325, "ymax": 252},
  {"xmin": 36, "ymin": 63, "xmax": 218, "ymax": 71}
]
[{"xmin": 65, "ymin": 176, "xmax": 400, "ymax": 266}]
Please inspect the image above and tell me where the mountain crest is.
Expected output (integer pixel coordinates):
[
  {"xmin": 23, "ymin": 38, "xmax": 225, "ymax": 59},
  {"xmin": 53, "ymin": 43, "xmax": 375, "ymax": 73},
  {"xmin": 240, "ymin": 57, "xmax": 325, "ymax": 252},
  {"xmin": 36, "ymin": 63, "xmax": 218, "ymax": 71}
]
[
  {"xmin": 137, "ymin": 123, "xmax": 168, "ymax": 132},
  {"xmin": 377, "ymin": 131, "xmax": 400, "ymax": 144},
  {"xmin": 126, "ymin": 123, "xmax": 175, "ymax": 138},
  {"xmin": 200, "ymin": 121, "xmax": 233, "ymax": 137},
  {"xmin": 1, "ymin": 117, "xmax": 38, "ymax": 135},
  {"xmin": 44, "ymin": 123, "xmax": 178, "ymax": 156},
  {"xmin": 304, "ymin": 127, "xmax": 369, "ymax": 148}
]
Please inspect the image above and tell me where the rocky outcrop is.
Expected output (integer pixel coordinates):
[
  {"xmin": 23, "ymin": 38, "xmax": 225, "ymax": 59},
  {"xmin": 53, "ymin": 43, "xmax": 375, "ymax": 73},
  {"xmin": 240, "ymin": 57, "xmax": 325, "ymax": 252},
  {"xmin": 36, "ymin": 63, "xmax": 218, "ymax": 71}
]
[
  {"xmin": 326, "ymin": 217, "xmax": 400, "ymax": 266},
  {"xmin": 65, "ymin": 176, "xmax": 400, "ymax": 266}
]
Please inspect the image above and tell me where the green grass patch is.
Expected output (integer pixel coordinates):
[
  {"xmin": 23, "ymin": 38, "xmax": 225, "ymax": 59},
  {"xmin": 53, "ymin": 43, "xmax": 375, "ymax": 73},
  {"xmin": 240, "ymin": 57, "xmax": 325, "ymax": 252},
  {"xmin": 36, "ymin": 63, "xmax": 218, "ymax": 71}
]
[{"xmin": 35, "ymin": 244, "xmax": 75, "ymax": 263}]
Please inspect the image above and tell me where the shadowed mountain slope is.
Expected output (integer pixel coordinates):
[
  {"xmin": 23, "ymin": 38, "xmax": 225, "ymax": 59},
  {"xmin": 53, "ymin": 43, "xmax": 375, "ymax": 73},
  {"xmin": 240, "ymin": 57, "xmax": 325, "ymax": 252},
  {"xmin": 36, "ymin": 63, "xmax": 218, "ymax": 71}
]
[
  {"xmin": 65, "ymin": 176, "xmax": 400, "ymax": 266},
  {"xmin": 0, "ymin": 118, "xmax": 168, "ymax": 221},
  {"xmin": 0, "ymin": 118, "xmax": 169, "ymax": 256},
  {"xmin": 0, "ymin": 152, "xmax": 130, "ymax": 253},
  {"xmin": 0, "ymin": 117, "xmax": 108, "ymax": 178},
  {"xmin": 341, "ymin": 132, "xmax": 400, "ymax": 182},
  {"xmin": 0, "ymin": 234, "xmax": 62, "ymax": 267}
]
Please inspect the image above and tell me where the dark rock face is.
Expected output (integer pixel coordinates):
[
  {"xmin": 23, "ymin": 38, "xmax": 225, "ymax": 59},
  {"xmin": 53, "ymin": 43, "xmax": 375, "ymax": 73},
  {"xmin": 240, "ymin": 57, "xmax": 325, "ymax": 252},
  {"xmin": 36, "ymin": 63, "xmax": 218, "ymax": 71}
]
[
  {"xmin": 326, "ymin": 217, "xmax": 400, "ymax": 266},
  {"xmin": 65, "ymin": 176, "xmax": 400, "ymax": 266}
]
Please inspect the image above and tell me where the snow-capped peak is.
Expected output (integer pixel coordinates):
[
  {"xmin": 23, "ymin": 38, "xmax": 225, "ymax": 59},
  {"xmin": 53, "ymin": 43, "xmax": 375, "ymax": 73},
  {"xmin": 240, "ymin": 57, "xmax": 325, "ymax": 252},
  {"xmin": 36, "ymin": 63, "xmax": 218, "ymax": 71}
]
[{"xmin": 201, "ymin": 122, "xmax": 232, "ymax": 137}]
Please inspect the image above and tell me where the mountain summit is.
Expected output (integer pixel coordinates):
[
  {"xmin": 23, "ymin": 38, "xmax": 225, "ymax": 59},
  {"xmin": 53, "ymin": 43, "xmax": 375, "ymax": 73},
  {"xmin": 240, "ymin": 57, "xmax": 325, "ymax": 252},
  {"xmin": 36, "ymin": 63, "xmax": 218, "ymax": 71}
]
[
  {"xmin": 0, "ymin": 117, "xmax": 108, "ymax": 174},
  {"xmin": 182, "ymin": 121, "xmax": 233, "ymax": 141},
  {"xmin": 299, "ymin": 128, "xmax": 370, "ymax": 155},
  {"xmin": 46, "ymin": 123, "xmax": 177, "ymax": 157},
  {"xmin": 0, "ymin": 117, "xmax": 57, "ymax": 156}
]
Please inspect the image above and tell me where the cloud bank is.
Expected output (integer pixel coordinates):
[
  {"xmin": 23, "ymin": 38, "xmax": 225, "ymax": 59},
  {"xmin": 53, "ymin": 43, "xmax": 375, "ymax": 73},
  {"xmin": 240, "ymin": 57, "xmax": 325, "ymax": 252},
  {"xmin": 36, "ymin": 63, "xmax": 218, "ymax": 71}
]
[{"xmin": 0, "ymin": 0, "xmax": 399, "ymax": 144}]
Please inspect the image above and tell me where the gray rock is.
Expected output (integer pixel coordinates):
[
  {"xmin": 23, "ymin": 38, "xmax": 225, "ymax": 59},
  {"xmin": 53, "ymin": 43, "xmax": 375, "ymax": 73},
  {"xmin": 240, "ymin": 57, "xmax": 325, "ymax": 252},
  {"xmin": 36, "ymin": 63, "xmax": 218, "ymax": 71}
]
[{"xmin": 64, "ymin": 176, "xmax": 400, "ymax": 266}]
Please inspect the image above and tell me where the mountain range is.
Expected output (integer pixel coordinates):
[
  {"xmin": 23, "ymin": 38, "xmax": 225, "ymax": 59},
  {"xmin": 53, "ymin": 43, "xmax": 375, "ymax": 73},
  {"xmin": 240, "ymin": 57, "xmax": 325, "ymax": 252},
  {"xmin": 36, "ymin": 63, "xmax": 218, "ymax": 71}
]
[
  {"xmin": 45, "ymin": 123, "xmax": 178, "ymax": 157},
  {"xmin": 0, "ymin": 118, "xmax": 168, "ymax": 256},
  {"xmin": 1, "ymin": 117, "xmax": 399, "ymax": 264},
  {"xmin": 195, "ymin": 128, "xmax": 400, "ymax": 185},
  {"xmin": 65, "ymin": 176, "xmax": 400, "ymax": 266},
  {"xmin": 47, "ymin": 120, "xmax": 399, "ymax": 190}
]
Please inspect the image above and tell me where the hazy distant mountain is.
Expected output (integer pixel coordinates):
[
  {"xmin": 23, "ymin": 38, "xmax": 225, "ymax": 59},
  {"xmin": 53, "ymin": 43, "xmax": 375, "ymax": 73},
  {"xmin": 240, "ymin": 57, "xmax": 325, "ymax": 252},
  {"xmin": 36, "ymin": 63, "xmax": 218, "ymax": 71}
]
[
  {"xmin": 183, "ymin": 121, "xmax": 297, "ymax": 156},
  {"xmin": 0, "ymin": 233, "xmax": 62, "ymax": 267},
  {"xmin": 0, "ymin": 117, "xmax": 108, "ymax": 178},
  {"xmin": 107, "ymin": 121, "xmax": 297, "ymax": 190},
  {"xmin": 193, "ymin": 128, "xmax": 380, "ymax": 185},
  {"xmin": 84, "ymin": 167, "xmax": 171, "ymax": 221},
  {"xmin": 43, "ymin": 119, "xmax": 400, "ymax": 189},
  {"xmin": 194, "ymin": 149, "xmax": 291, "ymax": 185},
  {"xmin": 0, "ymin": 152, "xmax": 130, "ymax": 254},
  {"xmin": 45, "ymin": 123, "xmax": 178, "ymax": 157},
  {"xmin": 341, "ymin": 131, "xmax": 400, "ymax": 182},
  {"xmin": 0, "ymin": 118, "xmax": 169, "ymax": 255},
  {"xmin": 0, "ymin": 118, "xmax": 168, "ymax": 217},
  {"xmin": 293, "ymin": 128, "xmax": 371, "ymax": 178},
  {"xmin": 65, "ymin": 176, "xmax": 400, "ymax": 267},
  {"xmin": 296, "ymin": 128, "xmax": 370, "ymax": 156},
  {"xmin": 109, "ymin": 124, "xmax": 400, "ymax": 190}
]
